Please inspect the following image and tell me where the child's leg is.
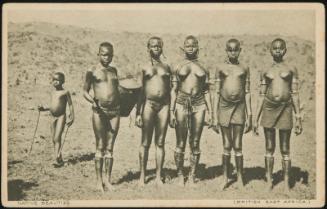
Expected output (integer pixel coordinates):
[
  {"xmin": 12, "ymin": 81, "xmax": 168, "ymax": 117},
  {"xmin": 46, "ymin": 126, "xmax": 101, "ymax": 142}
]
[
  {"xmin": 188, "ymin": 110, "xmax": 205, "ymax": 185},
  {"xmin": 92, "ymin": 112, "xmax": 106, "ymax": 192},
  {"xmin": 51, "ymin": 118, "xmax": 56, "ymax": 152},
  {"xmin": 53, "ymin": 115, "xmax": 66, "ymax": 161},
  {"xmin": 279, "ymin": 129, "xmax": 292, "ymax": 191},
  {"xmin": 154, "ymin": 105, "xmax": 169, "ymax": 185},
  {"xmin": 220, "ymin": 126, "xmax": 232, "ymax": 190},
  {"xmin": 232, "ymin": 124, "xmax": 245, "ymax": 187},
  {"xmin": 103, "ymin": 115, "xmax": 120, "ymax": 190},
  {"xmin": 139, "ymin": 102, "xmax": 155, "ymax": 186},
  {"xmin": 263, "ymin": 127, "xmax": 276, "ymax": 190}
]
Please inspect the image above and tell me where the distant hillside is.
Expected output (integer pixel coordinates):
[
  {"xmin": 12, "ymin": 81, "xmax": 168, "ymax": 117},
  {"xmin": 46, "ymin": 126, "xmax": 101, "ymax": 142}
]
[{"xmin": 7, "ymin": 22, "xmax": 315, "ymax": 113}]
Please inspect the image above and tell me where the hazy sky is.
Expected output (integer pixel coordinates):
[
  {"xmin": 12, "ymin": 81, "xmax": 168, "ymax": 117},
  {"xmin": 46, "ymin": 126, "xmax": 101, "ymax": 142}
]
[{"xmin": 5, "ymin": 4, "xmax": 316, "ymax": 40}]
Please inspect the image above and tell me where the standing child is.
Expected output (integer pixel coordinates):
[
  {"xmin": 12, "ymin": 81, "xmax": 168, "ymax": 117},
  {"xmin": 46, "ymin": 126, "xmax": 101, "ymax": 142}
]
[
  {"xmin": 253, "ymin": 38, "xmax": 303, "ymax": 191},
  {"xmin": 213, "ymin": 39, "xmax": 252, "ymax": 190},
  {"xmin": 83, "ymin": 42, "xmax": 120, "ymax": 192},
  {"xmin": 38, "ymin": 72, "xmax": 74, "ymax": 167}
]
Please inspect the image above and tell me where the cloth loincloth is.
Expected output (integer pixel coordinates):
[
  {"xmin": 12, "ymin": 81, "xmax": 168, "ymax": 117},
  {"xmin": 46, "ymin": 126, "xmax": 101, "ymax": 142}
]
[
  {"xmin": 260, "ymin": 97, "xmax": 293, "ymax": 130},
  {"xmin": 93, "ymin": 100, "xmax": 120, "ymax": 119},
  {"xmin": 175, "ymin": 90, "xmax": 207, "ymax": 130},
  {"xmin": 218, "ymin": 95, "xmax": 245, "ymax": 127},
  {"xmin": 144, "ymin": 98, "xmax": 169, "ymax": 113}
]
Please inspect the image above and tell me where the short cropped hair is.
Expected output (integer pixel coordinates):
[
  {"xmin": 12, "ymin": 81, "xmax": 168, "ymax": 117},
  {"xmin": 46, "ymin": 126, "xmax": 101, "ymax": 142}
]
[
  {"xmin": 184, "ymin": 35, "xmax": 199, "ymax": 46},
  {"xmin": 147, "ymin": 36, "xmax": 163, "ymax": 48},
  {"xmin": 226, "ymin": 38, "xmax": 241, "ymax": 48},
  {"xmin": 271, "ymin": 38, "xmax": 286, "ymax": 48},
  {"xmin": 54, "ymin": 72, "xmax": 65, "ymax": 83},
  {"xmin": 99, "ymin": 42, "xmax": 114, "ymax": 53}
]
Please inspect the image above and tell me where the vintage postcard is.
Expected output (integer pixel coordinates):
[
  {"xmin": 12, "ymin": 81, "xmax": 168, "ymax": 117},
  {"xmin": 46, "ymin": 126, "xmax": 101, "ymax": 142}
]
[{"xmin": 1, "ymin": 3, "xmax": 325, "ymax": 207}]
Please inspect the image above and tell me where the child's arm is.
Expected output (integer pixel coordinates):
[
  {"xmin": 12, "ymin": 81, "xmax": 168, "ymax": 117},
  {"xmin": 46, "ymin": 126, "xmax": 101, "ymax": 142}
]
[
  {"xmin": 169, "ymin": 66, "xmax": 179, "ymax": 128},
  {"xmin": 66, "ymin": 91, "xmax": 75, "ymax": 126},
  {"xmin": 135, "ymin": 70, "xmax": 145, "ymax": 128},
  {"xmin": 204, "ymin": 69, "xmax": 213, "ymax": 126},
  {"xmin": 244, "ymin": 67, "xmax": 252, "ymax": 133},
  {"xmin": 291, "ymin": 66, "xmax": 302, "ymax": 135},
  {"xmin": 38, "ymin": 105, "xmax": 50, "ymax": 111},
  {"xmin": 253, "ymin": 70, "xmax": 267, "ymax": 135},
  {"xmin": 213, "ymin": 68, "xmax": 221, "ymax": 133},
  {"xmin": 83, "ymin": 70, "xmax": 97, "ymax": 105}
]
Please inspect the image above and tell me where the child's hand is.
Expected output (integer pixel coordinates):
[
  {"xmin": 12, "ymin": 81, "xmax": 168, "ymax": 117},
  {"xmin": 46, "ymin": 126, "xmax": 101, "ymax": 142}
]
[
  {"xmin": 66, "ymin": 115, "xmax": 74, "ymax": 127},
  {"xmin": 212, "ymin": 118, "xmax": 220, "ymax": 134},
  {"xmin": 244, "ymin": 115, "xmax": 252, "ymax": 134},
  {"xmin": 253, "ymin": 120, "xmax": 259, "ymax": 136},
  {"xmin": 92, "ymin": 98, "xmax": 99, "ymax": 109},
  {"xmin": 38, "ymin": 105, "xmax": 45, "ymax": 111},
  {"xmin": 294, "ymin": 118, "xmax": 303, "ymax": 135},
  {"xmin": 169, "ymin": 111, "xmax": 177, "ymax": 128},
  {"xmin": 135, "ymin": 115, "xmax": 143, "ymax": 128}
]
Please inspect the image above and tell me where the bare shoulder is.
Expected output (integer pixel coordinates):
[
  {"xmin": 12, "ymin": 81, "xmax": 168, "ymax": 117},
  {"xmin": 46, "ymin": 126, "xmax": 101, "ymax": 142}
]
[
  {"xmin": 240, "ymin": 63, "xmax": 250, "ymax": 73},
  {"xmin": 173, "ymin": 61, "xmax": 186, "ymax": 73},
  {"xmin": 86, "ymin": 66, "xmax": 96, "ymax": 75},
  {"xmin": 259, "ymin": 68, "xmax": 268, "ymax": 77},
  {"xmin": 161, "ymin": 62, "xmax": 171, "ymax": 69},
  {"xmin": 194, "ymin": 60, "xmax": 206, "ymax": 70},
  {"xmin": 288, "ymin": 63, "xmax": 298, "ymax": 73},
  {"xmin": 141, "ymin": 63, "xmax": 153, "ymax": 71},
  {"xmin": 65, "ymin": 90, "xmax": 71, "ymax": 96},
  {"xmin": 219, "ymin": 62, "xmax": 229, "ymax": 70},
  {"xmin": 109, "ymin": 66, "xmax": 118, "ymax": 74}
]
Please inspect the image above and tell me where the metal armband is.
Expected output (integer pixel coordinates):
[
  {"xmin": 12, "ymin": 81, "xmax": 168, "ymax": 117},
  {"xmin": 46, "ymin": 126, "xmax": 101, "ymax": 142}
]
[
  {"xmin": 215, "ymin": 78, "xmax": 221, "ymax": 94},
  {"xmin": 245, "ymin": 80, "xmax": 250, "ymax": 93},
  {"xmin": 291, "ymin": 80, "xmax": 299, "ymax": 94}
]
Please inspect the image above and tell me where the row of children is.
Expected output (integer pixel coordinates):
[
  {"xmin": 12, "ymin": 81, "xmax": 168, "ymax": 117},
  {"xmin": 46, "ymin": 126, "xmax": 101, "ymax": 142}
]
[{"xmin": 37, "ymin": 36, "xmax": 302, "ymax": 193}]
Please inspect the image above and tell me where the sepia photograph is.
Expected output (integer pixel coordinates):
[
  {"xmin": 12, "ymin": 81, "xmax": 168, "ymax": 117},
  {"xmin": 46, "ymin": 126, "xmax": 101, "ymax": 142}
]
[{"xmin": 1, "ymin": 3, "xmax": 325, "ymax": 207}]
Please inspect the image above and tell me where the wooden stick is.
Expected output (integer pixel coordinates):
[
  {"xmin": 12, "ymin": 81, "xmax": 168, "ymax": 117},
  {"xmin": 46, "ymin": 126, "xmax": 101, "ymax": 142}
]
[{"xmin": 28, "ymin": 110, "xmax": 41, "ymax": 156}]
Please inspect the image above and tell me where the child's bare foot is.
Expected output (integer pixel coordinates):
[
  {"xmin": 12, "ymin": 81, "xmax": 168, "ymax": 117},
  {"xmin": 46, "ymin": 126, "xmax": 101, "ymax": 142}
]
[
  {"xmin": 138, "ymin": 179, "xmax": 145, "ymax": 187},
  {"xmin": 220, "ymin": 179, "xmax": 229, "ymax": 191},
  {"xmin": 176, "ymin": 175, "xmax": 184, "ymax": 187},
  {"xmin": 103, "ymin": 180, "xmax": 115, "ymax": 191},
  {"xmin": 96, "ymin": 181, "xmax": 104, "ymax": 193},
  {"xmin": 155, "ymin": 178, "xmax": 164, "ymax": 187},
  {"xmin": 53, "ymin": 158, "xmax": 64, "ymax": 168},
  {"xmin": 187, "ymin": 177, "xmax": 197, "ymax": 188}
]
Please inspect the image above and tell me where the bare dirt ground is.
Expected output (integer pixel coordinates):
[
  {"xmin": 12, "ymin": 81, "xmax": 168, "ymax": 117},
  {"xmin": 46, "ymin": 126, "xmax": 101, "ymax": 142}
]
[{"xmin": 6, "ymin": 22, "xmax": 316, "ymax": 200}]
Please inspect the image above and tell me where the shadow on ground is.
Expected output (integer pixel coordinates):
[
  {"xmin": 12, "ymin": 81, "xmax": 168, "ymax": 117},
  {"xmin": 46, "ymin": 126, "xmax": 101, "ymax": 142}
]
[
  {"xmin": 8, "ymin": 160, "xmax": 23, "ymax": 169},
  {"xmin": 273, "ymin": 166, "xmax": 309, "ymax": 188},
  {"xmin": 66, "ymin": 153, "xmax": 95, "ymax": 165},
  {"xmin": 8, "ymin": 179, "xmax": 38, "ymax": 201},
  {"xmin": 115, "ymin": 168, "xmax": 177, "ymax": 185},
  {"xmin": 243, "ymin": 166, "xmax": 266, "ymax": 185}
]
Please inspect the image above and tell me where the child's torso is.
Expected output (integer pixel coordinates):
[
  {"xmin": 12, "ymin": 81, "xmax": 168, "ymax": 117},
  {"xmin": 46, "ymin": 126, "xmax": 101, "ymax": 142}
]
[
  {"xmin": 264, "ymin": 63, "xmax": 293, "ymax": 102},
  {"xmin": 50, "ymin": 90, "xmax": 67, "ymax": 117},
  {"xmin": 177, "ymin": 61, "xmax": 207, "ymax": 95},
  {"xmin": 143, "ymin": 63, "xmax": 171, "ymax": 102},
  {"xmin": 219, "ymin": 63, "xmax": 247, "ymax": 101},
  {"xmin": 92, "ymin": 65, "xmax": 120, "ymax": 106}
]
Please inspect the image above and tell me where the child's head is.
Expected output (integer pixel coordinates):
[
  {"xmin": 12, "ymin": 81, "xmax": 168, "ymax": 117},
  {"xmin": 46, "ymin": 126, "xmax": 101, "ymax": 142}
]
[
  {"xmin": 183, "ymin": 35, "xmax": 199, "ymax": 59},
  {"xmin": 225, "ymin": 39, "xmax": 241, "ymax": 60},
  {"xmin": 270, "ymin": 38, "xmax": 287, "ymax": 60},
  {"xmin": 52, "ymin": 72, "xmax": 65, "ymax": 87},
  {"xmin": 98, "ymin": 42, "xmax": 114, "ymax": 66},
  {"xmin": 147, "ymin": 36, "xmax": 163, "ymax": 59}
]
